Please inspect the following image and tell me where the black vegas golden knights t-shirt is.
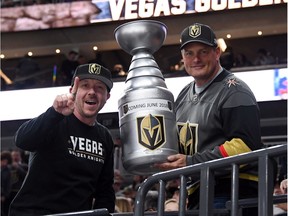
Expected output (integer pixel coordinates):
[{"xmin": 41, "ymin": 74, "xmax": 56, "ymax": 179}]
[{"xmin": 9, "ymin": 107, "xmax": 115, "ymax": 216}]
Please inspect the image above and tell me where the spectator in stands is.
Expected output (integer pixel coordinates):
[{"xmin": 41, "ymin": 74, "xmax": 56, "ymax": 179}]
[
  {"xmin": 273, "ymin": 155, "xmax": 287, "ymax": 215},
  {"xmin": 1, "ymin": 151, "xmax": 12, "ymax": 216},
  {"xmin": 253, "ymin": 48, "xmax": 276, "ymax": 66},
  {"xmin": 277, "ymin": 156, "xmax": 287, "ymax": 189},
  {"xmin": 165, "ymin": 180, "xmax": 188, "ymax": 210},
  {"xmin": 9, "ymin": 63, "xmax": 115, "ymax": 215},
  {"xmin": 234, "ymin": 53, "xmax": 252, "ymax": 67},
  {"xmin": 220, "ymin": 46, "xmax": 234, "ymax": 70},
  {"xmin": 11, "ymin": 149, "xmax": 28, "ymax": 172},
  {"xmin": 120, "ymin": 174, "xmax": 150, "ymax": 201},
  {"xmin": 164, "ymin": 198, "xmax": 179, "ymax": 211},
  {"xmin": 14, "ymin": 54, "xmax": 40, "ymax": 89},
  {"xmin": 120, "ymin": 174, "xmax": 146, "ymax": 198},
  {"xmin": 280, "ymin": 179, "xmax": 288, "ymax": 194},
  {"xmin": 171, "ymin": 59, "xmax": 185, "ymax": 72},
  {"xmin": 144, "ymin": 190, "xmax": 158, "ymax": 212},
  {"xmin": 113, "ymin": 169, "xmax": 123, "ymax": 194},
  {"xmin": 77, "ymin": 55, "xmax": 89, "ymax": 65},
  {"xmin": 155, "ymin": 23, "xmax": 264, "ymax": 216},
  {"xmin": 5, "ymin": 149, "xmax": 28, "ymax": 214},
  {"xmin": 273, "ymin": 178, "xmax": 287, "ymax": 215},
  {"xmin": 165, "ymin": 179, "xmax": 180, "ymax": 199},
  {"xmin": 121, "ymin": 185, "xmax": 137, "ymax": 201},
  {"xmin": 60, "ymin": 50, "xmax": 79, "ymax": 86},
  {"xmin": 89, "ymin": 51, "xmax": 107, "ymax": 68},
  {"xmin": 115, "ymin": 196, "xmax": 133, "ymax": 213},
  {"xmin": 112, "ymin": 64, "xmax": 127, "ymax": 77}
]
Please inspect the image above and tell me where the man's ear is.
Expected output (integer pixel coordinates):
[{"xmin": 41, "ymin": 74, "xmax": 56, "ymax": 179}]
[{"xmin": 215, "ymin": 47, "xmax": 222, "ymax": 60}]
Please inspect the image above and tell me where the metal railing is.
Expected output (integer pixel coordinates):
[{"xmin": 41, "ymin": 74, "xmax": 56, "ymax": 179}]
[{"xmin": 133, "ymin": 144, "xmax": 287, "ymax": 216}]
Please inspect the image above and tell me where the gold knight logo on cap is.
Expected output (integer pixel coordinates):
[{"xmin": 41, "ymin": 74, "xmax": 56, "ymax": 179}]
[
  {"xmin": 89, "ymin": 64, "xmax": 101, "ymax": 75},
  {"xmin": 189, "ymin": 24, "xmax": 201, "ymax": 38}
]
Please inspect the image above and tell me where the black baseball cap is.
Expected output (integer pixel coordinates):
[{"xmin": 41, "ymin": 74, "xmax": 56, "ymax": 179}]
[
  {"xmin": 71, "ymin": 63, "xmax": 113, "ymax": 92},
  {"xmin": 180, "ymin": 23, "xmax": 218, "ymax": 49}
]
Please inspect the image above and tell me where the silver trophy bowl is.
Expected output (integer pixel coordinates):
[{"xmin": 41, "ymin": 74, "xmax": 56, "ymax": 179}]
[
  {"xmin": 115, "ymin": 20, "xmax": 178, "ymax": 175},
  {"xmin": 114, "ymin": 20, "xmax": 167, "ymax": 55}
]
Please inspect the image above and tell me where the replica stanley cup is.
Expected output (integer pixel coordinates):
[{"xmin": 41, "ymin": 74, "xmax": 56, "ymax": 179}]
[{"xmin": 114, "ymin": 20, "xmax": 178, "ymax": 175}]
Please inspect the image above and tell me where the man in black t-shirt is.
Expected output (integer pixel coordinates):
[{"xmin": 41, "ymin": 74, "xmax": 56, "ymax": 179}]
[{"xmin": 9, "ymin": 63, "xmax": 115, "ymax": 216}]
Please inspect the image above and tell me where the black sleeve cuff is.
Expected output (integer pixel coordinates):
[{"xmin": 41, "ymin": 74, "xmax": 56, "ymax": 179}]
[{"xmin": 186, "ymin": 155, "xmax": 193, "ymax": 166}]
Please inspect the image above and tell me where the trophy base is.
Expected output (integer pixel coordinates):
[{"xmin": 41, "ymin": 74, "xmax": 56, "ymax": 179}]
[{"xmin": 122, "ymin": 148, "xmax": 178, "ymax": 176}]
